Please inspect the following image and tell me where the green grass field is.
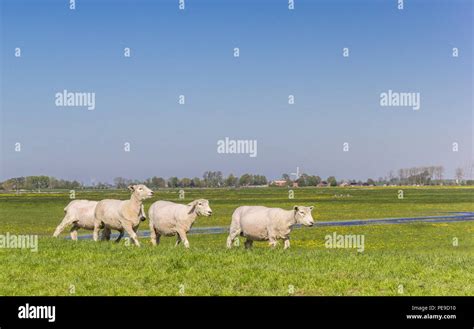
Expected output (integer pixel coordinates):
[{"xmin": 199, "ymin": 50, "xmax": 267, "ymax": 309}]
[{"xmin": 0, "ymin": 186, "xmax": 473, "ymax": 295}]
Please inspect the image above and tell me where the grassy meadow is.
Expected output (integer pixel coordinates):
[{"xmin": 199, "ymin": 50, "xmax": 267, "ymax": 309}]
[{"xmin": 0, "ymin": 186, "xmax": 473, "ymax": 295}]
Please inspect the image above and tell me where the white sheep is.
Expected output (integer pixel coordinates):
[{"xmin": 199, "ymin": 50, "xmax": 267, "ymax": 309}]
[
  {"xmin": 226, "ymin": 205, "xmax": 315, "ymax": 249},
  {"xmin": 148, "ymin": 199, "xmax": 212, "ymax": 248},
  {"xmin": 93, "ymin": 184, "xmax": 153, "ymax": 246},
  {"xmin": 53, "ymin": 200, "xmax": 97, "ymax": 240},
  {"xmin": 99, "ymin": 204, "xmax": 147, "ymax": 242},
  {"xmin": 53, "ymin": 200, "xmax": 146, "ymax": 241}
]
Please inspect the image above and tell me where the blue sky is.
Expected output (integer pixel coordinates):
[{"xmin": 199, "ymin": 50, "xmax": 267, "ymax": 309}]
[{"xmin": 1, "ymin": 0, "xmax": 472, "ymax": 183}]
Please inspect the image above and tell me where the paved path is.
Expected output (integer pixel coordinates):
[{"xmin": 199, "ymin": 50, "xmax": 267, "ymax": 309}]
[{"xmin": 69, "ymin": 212, "xmax": 474, "ymax": 240}]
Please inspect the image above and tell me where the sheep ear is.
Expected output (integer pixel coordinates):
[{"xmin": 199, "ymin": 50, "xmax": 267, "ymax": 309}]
[
  {"xmin": 128, "ymin": 185, "xmax": 135, "ymax": 192},
  {"xmin": 293, "ymin": 206, "xmax": 299, "ymax": 211},
  {"xmin": 310, "ymin": 206, "xmax": 314, "ymax": 210},
  {"xmin": 187, "ymin": 201, "xmax": 197, "ymax": 214}
]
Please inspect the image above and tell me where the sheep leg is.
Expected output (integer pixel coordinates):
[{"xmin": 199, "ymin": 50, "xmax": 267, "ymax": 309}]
[
  {"xmin": 244, "ymin": 239, "xmax": 253, "ymax": 249},
  {"xmin": 227, "ymin": 212, "xmax": 242, "ymax": 249},
  {"xmin": 101, "ymin": 227, "xmax": 111, "ymax": 241},
  {"xmin": 176, "ymin": 230, "xmax": 189, "ymax": 248},
  {"xmin": 123, "ymin": 223, "xmax": 140, "ymax": 247},
  {"xmin": 175, "ymin": 234, "xmax": 181, "ymax": 247},
  {"xmin": 150, "ymin": 227, "xmax": 160, "ymax": 246},
  {"xmin": 69, "ymin": 224, "xmax": 79, "ymax": 241},
  {"xmin": 283, "ymin": 238, "xmax": 291, "ymax": 250},
  {"xmin": 268, "ymin": 229, "xmax": 278, "ymax": 248},
  {"xmin": 53, "ymin": 215, "xmax": 73, "ymax": 237},
  {"xmin": 226, "ymin": 227, "xmax": 241, "ymax": 249},
  {"xmin": 93, "ymin": 222, "xmax": 101, "ymax": 242},
  {"xmin": 115, "ymin": 230, "xmax": 124, "ymax": 243},
  {"xmin": 149, "ymin": 225, "xmax": 156, "ymax": 245},
  {"xmin": 268, "ymin": 239, "xmax": 278, "ymax": 248},
  {"xmin": 156, "ymin": 233, "xmax": 161, "ymax": 245}
]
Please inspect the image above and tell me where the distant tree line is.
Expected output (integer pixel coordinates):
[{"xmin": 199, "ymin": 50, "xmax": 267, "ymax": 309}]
[
  {"xmin": 385, "ymin": 165, "xmax": 472, "ymax": 186},
  {"xmin": 1, "ymin": 165, "xmax": 472, "ymax": 191},
  {"xmin": 278, "ymin": 173, "xmax": 338, "ymax": 187},
  {"xmin": 0, "ymin": 172, "xmax": 268, "ymax": 191},
  {"xmin": 1, "ymin": 176, "xmax": 82, "ymax": 191},
  {"xmin": 143, "ymin": 171, "xmax": 268, "ymax": 189},
  {"xmin": 385, "ymin": 166, "xmax": 445, "ymax": 185}
]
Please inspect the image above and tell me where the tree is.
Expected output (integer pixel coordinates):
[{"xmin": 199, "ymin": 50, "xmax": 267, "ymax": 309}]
[
  {"xmin": 202, "ymin": 171, "xmax": 211, "ymax": 187},
  {"xmin": 327, "ymin": 176, "xmax": 337, "ymax": 187},
  {"xmin": 151, "ymin": 176, "xmax": 166, "ymax": 188},
  {"xmin": 203, "ymin": 171, "xmax": 224, "ymax": 187},
  {"xmin": 2, "ymin": 177, "xmax": 28, "ymax": 191},
  {"xmin": 427, "ymin": 166, "xmax": 435, "ymax": 180},
  {"xmin": 49, "ymin": 177, "xmax": 59, "ymax": 189},
  {"xmin": 114, "ymin": 177, "xmax": 130, "ymax": 189},
  {"xmin": 1, "ymin": 179, "xmax": 15, "ymax": 191},
  {"xmin": 180, "ymin": 177, "xmax": 192, "ymax": 188},
  {"xmin": 252, "ymin": 175, "xmax": 267, "ymax": 186},
  {"xmin": 296, "ymin": 173, "xmax": 309, "ymax": 187},
  {"xmin": 434, "ymin": 166, "xmax": 444, "ymax": 181},
  {"xmin": 16, "ymin": 177, "xmax": 26, "ymax": 189},
  {"xmin": 310, "ymin": 176, "xmax": 322, "ymax": 186},
  {"xmin": 455, "ymin": 168, "xmax": 464, "ymax": 184},
  {"xmin": 367, "ymin": 178, "xmax": 375, "ymax": 185},
  {"xmin": 168, "ymin": 177, "xmax": 179, "ymax": 188},
  {"xmin": 28, "ymin": 176, "xmax": 50, "ymax": 190},
  {"xmin": 388, "ymin": 170, "xmax": 395, "ymax": 182},
  {"xmin": 95, "ymin": 182, "xmax": 110, "ymax": 189},
  {"xmin": 191, "ymin": 177, "xmax": 202, "ymax": 188},
  {"xmin": 225, "ymin": 174, "xmax": 238, "ymax": 187},
  {"xmin": 239, "ymin": 174, "xmax": 252, "ymax": 186},
  {"xmin": 398, "ymin": 169, "xmax": 405, "ymax": 184}
]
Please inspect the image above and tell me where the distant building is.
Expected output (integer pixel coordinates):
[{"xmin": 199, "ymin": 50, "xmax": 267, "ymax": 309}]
[
  {"xmin": 272, "ymin": 180, "xmax": 288, "ymax": 187},
  {"xmin": 317, "ymin": 181, "xmax": 329, "ymax": 187}
]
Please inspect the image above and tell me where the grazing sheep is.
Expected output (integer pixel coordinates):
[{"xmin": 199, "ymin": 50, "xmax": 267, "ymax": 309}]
[
  {"xmin": 148, "ymin": 199, "xmax": 212, "ymax": 248},
  {"xmin": 93, "ymin": 184, "xmax": 153, "ymax": 246},
  {"xmin": 226, "ymin": 205, "xmax": 315, "ymax": 249},
  {"xmin": 53, "ymin": 200, "xmax": 146, "ymax": 241}
]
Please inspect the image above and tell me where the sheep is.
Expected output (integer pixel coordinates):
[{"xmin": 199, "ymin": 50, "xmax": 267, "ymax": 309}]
[
  {"xmin": 93, "ymin": 184, "xmax": 153, "ymax": 246},
  {"xmin": 98, "ymin": 204, "xmax": 147, "ymax": 242},
  {"xmin": 53, "ymin": 200, "xmax": 146, "ymax": 241},
  {"xmin": 148, "ymin": 199, "xmax": 212, "ymax": 248},
  {"xmin": 53, "ymin": 200, "xmax": 98, "ymax": 241},
  {"xmin": 226, "ymin": 205, "xmax": 315, "ymax": 249}
]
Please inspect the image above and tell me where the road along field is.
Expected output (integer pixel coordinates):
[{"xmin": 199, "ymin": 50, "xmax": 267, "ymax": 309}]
[{"xmin": 0, "ymin": 186, "xmax": 472, "ymax": 295}]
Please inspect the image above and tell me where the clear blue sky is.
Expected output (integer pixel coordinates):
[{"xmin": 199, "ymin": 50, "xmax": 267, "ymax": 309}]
[{"xmin": 1, "ymin": 0, "xmax": 472, "ymax": 184}]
